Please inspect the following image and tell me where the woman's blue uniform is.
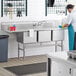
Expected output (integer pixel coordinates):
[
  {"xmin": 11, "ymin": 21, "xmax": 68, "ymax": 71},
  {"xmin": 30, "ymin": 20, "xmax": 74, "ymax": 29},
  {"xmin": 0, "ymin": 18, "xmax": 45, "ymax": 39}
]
[{"xmin": 68, "ymin": 24, "xmax": 75, "ymax": 51}]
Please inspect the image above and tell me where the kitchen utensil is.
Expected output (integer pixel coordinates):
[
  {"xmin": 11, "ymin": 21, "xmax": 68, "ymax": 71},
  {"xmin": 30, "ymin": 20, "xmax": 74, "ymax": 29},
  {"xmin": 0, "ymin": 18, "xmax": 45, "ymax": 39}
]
[{"xmin": 17, "ymin": 10, "xmax": 22, "ymax": 17}]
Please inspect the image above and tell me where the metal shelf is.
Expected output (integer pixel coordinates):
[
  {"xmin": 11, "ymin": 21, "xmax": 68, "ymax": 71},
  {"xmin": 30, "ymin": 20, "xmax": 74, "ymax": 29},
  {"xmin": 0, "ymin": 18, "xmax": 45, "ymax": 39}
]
[
  {"xmin": 1, "ymin": 0, "xmax": 27, "ymax": 17},
  {"xmin": 46, "ymin": 0, "xmax": 67, "ymax": 15}
]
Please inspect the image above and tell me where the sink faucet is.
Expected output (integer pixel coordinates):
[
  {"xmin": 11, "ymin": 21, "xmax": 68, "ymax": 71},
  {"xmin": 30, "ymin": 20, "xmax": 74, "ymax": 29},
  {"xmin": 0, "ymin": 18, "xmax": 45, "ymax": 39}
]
[
  {"xmin": 33, "ymin": 23, "xmax": 37, "ymax": 28},
  {"xmin": 38, "ymin": 20, "xmax": 47, "ymax": 26}
]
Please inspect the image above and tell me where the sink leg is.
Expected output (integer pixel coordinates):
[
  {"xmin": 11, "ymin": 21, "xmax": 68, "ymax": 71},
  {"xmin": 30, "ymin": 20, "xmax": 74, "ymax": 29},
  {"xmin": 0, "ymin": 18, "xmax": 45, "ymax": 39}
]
[
  {"xmin": 61, "ymin": 41, "xmax": 63, "ymax": 51},
  {"xmin": 23, "ymin": 43, "xmax": 25, "ymax": 59},
  {"xmin": 18, "ymin": 42, "xmax": 20, "ymax": 59},
  {"xmin": 55, "ymin": 41, "xmax": 57, "ymax": 52},
  {"xmin": 18, "ymin": 42, "xmax": 25, "ymax": 59}
]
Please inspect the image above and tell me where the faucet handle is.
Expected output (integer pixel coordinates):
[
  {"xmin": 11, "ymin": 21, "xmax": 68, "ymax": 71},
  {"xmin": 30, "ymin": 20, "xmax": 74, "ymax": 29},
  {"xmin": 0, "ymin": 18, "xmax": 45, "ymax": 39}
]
[
  {"xmin": 38, "ymin": 20, "xmax": 47, "ymax": 26},
  {"xmin": 33, "ymin": 23, "xmax": 37, "ymax": 28}
]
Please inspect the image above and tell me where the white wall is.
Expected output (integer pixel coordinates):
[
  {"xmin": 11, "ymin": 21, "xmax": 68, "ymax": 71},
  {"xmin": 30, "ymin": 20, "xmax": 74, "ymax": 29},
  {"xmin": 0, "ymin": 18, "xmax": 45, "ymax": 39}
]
[
  {"xmin": 0, "ymin": 0, "xmax": 69, "ymax": 58},
  {"xmin": 28, "ymin": 0, "xmax": 45, "ymax": 17}
]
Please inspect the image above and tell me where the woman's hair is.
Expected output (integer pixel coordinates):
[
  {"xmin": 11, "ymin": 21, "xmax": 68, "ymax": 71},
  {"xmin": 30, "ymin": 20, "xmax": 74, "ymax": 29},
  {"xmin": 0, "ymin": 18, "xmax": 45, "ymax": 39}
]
[{"xmin": 66, "ymin": 4, "xmax": 74, "ymax": 9}]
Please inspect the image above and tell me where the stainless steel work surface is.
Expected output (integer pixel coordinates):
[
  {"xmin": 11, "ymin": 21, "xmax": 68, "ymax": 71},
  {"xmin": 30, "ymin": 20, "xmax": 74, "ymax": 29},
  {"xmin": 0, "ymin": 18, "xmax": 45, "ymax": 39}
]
[{"xmin": 47, "ymin": 51, "xmax": 76, "ymax": 67}]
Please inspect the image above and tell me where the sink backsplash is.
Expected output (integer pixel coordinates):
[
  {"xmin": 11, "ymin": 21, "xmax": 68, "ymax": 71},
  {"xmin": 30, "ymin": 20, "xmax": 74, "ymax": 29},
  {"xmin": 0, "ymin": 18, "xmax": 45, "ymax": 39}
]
[
  {"xmin": 1, "ymin": 21, "xmax": 37, "ymax": 31},
  {"xmin": 1, "ymin": 20, "xmax": 61, "ymax": 31}
]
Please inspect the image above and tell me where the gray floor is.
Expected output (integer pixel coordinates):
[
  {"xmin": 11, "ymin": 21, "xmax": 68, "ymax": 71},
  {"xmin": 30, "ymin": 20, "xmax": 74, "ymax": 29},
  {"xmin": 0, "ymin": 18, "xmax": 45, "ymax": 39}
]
[{"xmin": 0, "ymin": 55, "xmax": 47, "ymax": 76}]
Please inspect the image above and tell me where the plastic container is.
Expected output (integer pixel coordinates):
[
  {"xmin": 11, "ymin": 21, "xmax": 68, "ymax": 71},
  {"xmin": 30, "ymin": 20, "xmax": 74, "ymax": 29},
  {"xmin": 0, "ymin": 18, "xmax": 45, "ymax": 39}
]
[
  {"xmin": 9, "ymin": 24, "xmax": 16, "ymax": 31},
  {"xmin": 0, "ymin": 35, "xmax": 9, "ymax": 62}
]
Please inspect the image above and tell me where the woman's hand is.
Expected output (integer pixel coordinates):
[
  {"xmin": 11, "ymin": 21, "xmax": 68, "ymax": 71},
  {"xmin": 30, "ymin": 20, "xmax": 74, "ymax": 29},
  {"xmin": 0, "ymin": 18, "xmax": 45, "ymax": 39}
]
[{"xmin": 63, "ymin": 24, "xmax": 69, "ymax": 27}]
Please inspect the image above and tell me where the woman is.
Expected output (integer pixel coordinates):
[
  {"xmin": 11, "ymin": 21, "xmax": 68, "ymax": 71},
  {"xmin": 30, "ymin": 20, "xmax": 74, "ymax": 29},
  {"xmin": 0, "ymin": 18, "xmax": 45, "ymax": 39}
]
[{"xmin": 63, "ymin": 4, "xmax": 76, "ymax": 51}]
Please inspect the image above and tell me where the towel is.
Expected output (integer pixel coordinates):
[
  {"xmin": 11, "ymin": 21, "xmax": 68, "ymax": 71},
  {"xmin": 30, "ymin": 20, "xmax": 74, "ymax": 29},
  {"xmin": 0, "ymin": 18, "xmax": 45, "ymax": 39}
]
[
  {"xmin": 29, "ymin": 29, "xmax": 34, "ymax": 37},
  {"xmin": 68, "ymin": 24, "xmax": 75, "ymax": 51}
]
